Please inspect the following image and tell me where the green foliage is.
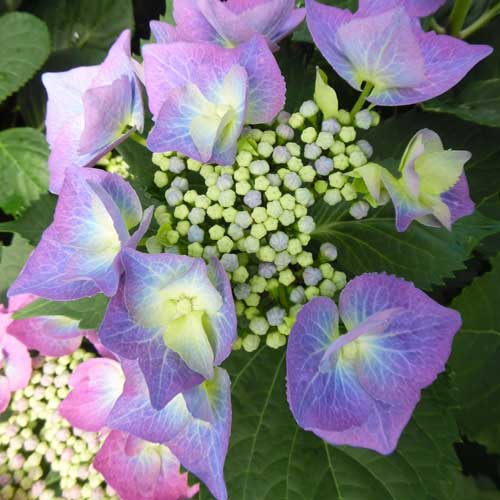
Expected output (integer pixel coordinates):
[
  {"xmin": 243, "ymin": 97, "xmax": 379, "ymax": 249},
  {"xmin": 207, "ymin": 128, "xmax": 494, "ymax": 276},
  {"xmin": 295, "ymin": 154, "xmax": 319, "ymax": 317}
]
[
  {"xmin": 0, "ymin": 194, "xmax": 57, "ymax": 244},
  {"xmin": 0, "ymin": 235, "xmax": 33, "ymax": 303},
  {"xmin": 0, "ymin": 12, "xmax": 50, "ymax": 104},
  {"xmin": 27, "ymin": 0, "xmax": 134, "ymax": 52},
  {"xmin": 312, "ymin": 202, "xmax": 500, "ymax": 289},
  {"xmin": 13, "ymin": 294, "xmax": 109, "ymax": 330},
  {"xmin": 449, "ymin": 254, "xmax": 500, "ymax": 454},
  {"xmin": 423, "ymin": 18, "xmax": 500, "ymax": 127},
  {"xmin": 195, "ymin": 348, "xmax": 461, "ymax": 500},
  {"xmin": 0, "ymin": 128, "xmax": 49, "ymax": 214}
]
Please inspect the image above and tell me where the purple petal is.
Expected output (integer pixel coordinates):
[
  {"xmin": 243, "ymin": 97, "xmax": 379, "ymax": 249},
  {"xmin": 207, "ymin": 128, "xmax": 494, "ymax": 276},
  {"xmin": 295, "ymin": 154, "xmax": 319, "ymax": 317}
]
[
  {"xmin": 8, "ymin": 171, "xmax": 129, "ymax": 300},
  {"xmin": 442, "ymin": 174, "xmax": 474, "ymax": 224},
  {"xmin": 150, "ymin": 20, "xmax": 179, "ymax": 44},
  {"xmin": 233, "ymin": 36, "xmax": 286, "ymax": 124},
  {"xmin": 172, "ymin": 0, "xmax": 220, "ymax": 44},
  {"xmin": 43, "ymin": 30, "xmax": 143, "ymax": 193},
  {"xmin": 94, "ymin": 431, "xmax": 199, "ymax": 500},
  {"xmin": 165, "ymin": 368, "xmax": 231, "ymax": 500},
  {"xmin": 358, "ymin": 0, "xmax": 446, "ymax": 18},
  {"xmin": 2, "ymin": 334, "xmax": 32, "ymax": 392},
  {"xmin": 99, "ymin": 284, "xmax": 204, "ymax": 410},
  {"xmin": 207, "ymin": 258, "xmax": 237, "ymax": 365},
  {"xmin": 370, "ymin": 31, "xmax": 493, "ymax": 106},
  {"xmin": 286, "ymin": 298, "xmax": 376, "ymax": 432},
  {"xmin": 107, "ymin": 361, "xmax": 231, "ymax": 500},
  {"xmin": 7, "ymin": 316, "xmax": 84, "ymax": 357},
  {"xmin": 59, "ymin": 358, "xmax": 125, "ymax": 432},
  {"xmin": 339, "ymin": 273, "xmax": 461, "ymax": 403}
]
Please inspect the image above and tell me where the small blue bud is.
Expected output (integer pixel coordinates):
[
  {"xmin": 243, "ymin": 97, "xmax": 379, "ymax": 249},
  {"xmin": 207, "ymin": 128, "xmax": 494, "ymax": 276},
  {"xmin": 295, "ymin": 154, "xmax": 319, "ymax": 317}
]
[
  {"xmin": 273, "ymin": 146, "xmax": 291, "ymax": 165},
  {"xmin": 322, "ymin": 118, "xmax": 341, "ymax": 134},
  {"xmin": 220, "ymin": 253, "xmax": 239, "ymax": 273},
  {"xmin": 290, "ymin": 286, "xmax": 306, "ymax": 304},
  {"xmin": 259, "ymin": 262, "xmax": 277, "ymax": 279},
  {"xmin": 354, "ymin": 110, "xmax": 373, "ymax": 130},
  {"xmin": 187, "ymin": 225, "xmax": 204, "ymax": 243},
  {"xmin": 250, "ymin": 160, "xmax": 270, "ymax": 176},
  {"xmin": 267, "ymin": 173, "xmax": 282, "ymax": 187},
  {"xmin": 303, "ymin": 267, "xmax": 323, "ymax": 286},
  {"xmin": 314, "ymin": 156, "xmax": 334, "ymax": 176},
  {"xmin": 284, "ymin": 172, "xmax": 302, "ymax": 191},
  {"xmin": 266, "ymin": 306, "xmax": 286, "ymax": 326},
  {"xmin": 244, "ymin": 190, "xmax": 262, "ymax": 208},
  {"xmin": 320, "ymin": 242, "xmax": 338, "ymax": 261},
  {"xmin": 165, "ymin": 187, "xmax": 183, "ymax": 207},
  {"xmin": 235, "ymin": 211, "xmax": 253, "ymax": 228},
  {"xmin": 171, "ymin": 176, "xmax": 189, "ymax": 192},
  {"xmin": 234, "ymin": 283, "xmax": 251, "ymax": 300},
  {"xmin": 304, "ymin": 143, "xmax": 322, "ymax": 161},
  {"xmin": 357, "ymin": 139, "xmax": 373, "ymax": 159},
  {"xmin": 216, "ymin": 174, "xmax": 234, "ymax": 191},
  {"xmin": 169, "ymin": 157, "xmax": 186, "ymax": 174},
  {"xmin": 276, "ymin": 124, "xmax": 294, "ymax": 141},
  {"xmin": 269, "ymin": 231, "xmax": 289, "ymax": 252}
]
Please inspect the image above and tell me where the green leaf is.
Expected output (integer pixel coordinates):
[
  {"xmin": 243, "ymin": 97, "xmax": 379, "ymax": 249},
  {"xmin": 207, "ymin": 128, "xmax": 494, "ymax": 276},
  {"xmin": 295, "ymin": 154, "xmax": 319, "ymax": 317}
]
[
  {"xmin": 0, "ymin": 193, "xmax": 56, "ymax": 244},
  {"xmin": 28, "ymin": 0, "xmax": 133, "ymax": 52},
  {"xmin": 423, "ymin": 17, "xmax": 500, "ymax": 127},
  {"xmin": 0, "ymin": 128, "xmax": 49, "ymax": 214},
  {"xmin": 0, "ymin": 12, "xmax": 50, "ymax": 103},
  {"xmin": 13, "ymin": 294, "xmax": 109, "ymax": 330},
  {"xmin": 0, "ymin": 235, "xmax": 33, "ymax": 304},
  {"xmin": 195, "ymin": 348, "xmax": 461, "ymax": 500},
  {"xmin": 312, "ymin": 201, "xmax": 500, "ymax": 289},
  {"xmin": 449, "ymin": 254, "xmax": 500, "ymax": 454}
]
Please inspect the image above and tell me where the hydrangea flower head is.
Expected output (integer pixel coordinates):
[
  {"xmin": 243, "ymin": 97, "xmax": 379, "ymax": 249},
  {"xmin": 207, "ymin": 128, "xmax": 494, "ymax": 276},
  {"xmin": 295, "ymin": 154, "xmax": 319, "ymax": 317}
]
[
  {"xmin": 358, "ymin": 0, "xmax": 446, "ymax": 18},
  {"xmin": 99, "ymin": 249, "xmax": 236, "ymax": 409},
  {"xmin": 60, "ymin": 357, "xmax": 231, "ymax": 500},
  {"xmin": 150, "ymin": 0, "xmax": 305, "ymax": 50},
  {"xmin": 305, "ymin": 0, "xmax": 492, "ymax": 106},
  {"xmin": 9, "ymin": 169, "xmax": 153, "ymax": 300},
  {"xmin": 143, "ymin": 36, "xmax": 285, "ymax": 165},
  {"xmin": 286, "ymin": 273, "xmax": 461, "ymax": 454},
  {"xmin": 382, "ymin": 129, "xmax": 474, "ymax": 231},
  {"xmin": 94, "ymin": 431, "xmax": 200, "ymax": 500},
  {"xmin": 43, "ymin": 30, "xmax": 144, "ymax": 193}
]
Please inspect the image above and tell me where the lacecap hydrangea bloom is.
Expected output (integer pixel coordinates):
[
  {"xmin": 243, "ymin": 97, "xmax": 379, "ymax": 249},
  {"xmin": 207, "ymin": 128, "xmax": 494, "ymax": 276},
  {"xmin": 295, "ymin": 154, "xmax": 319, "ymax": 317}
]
[
  {"xmin": 43, "ymin": 30, "xmax": 143, "ymax": 193},
  {"xmin": 306, "ymin": 0, "xmax": 492, "ymax": 106},
  {"xmin": 150, "ymin": 0, "xmax": 305, "ymax": 50},
  {"xmin": 9, "ymin": 168, "xmax": 153, "ymax": 300},
  {"xmin": 286, "ymin": 273, "xmax": 461, "ymax": 454},
  {"xmin": 60, "ymin": 356, "xmax": 230, "ymax": 500}
]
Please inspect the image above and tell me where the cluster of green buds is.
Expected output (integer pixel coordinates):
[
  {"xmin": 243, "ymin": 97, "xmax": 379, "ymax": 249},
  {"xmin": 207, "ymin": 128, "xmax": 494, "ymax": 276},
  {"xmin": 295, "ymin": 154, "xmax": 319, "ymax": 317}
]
[
  {"xmin": 98, "ymin": 154, "xmax": 132, "ymax": 180},
  {"xmin": 0, "ymin": 351, "xmax": 116, "ymax": 500},
  {"xmin": 146, "ymin": 94, "xmax": 383, "ymax": 352}
]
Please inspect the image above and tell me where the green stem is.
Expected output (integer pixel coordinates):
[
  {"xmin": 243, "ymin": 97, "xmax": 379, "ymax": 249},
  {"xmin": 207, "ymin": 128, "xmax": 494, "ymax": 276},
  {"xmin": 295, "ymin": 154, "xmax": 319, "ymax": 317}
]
[
  {"xmin": 429, "ymin": 17, "xmax": 446, "ymax": 35},
  {"xmin": 460, "ymin": 2, "xmax": 500, "ymax": 39},
  {"xmin": 449, "ymin": 0, "xmax": 473, "ymax": 36},
  {"xmin": 130, "ymin": 131, "xmax": 147, "ymax": 147},
  {"xmin": 350, "ymin": 82, "xmax": 374, "ymax": 118}
]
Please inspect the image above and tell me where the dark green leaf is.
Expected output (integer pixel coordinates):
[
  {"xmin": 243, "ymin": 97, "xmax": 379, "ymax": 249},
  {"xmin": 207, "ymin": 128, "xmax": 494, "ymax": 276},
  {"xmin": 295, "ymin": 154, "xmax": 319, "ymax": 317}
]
[
  {"xmin": 196, "ymin": 348, "xmax": 461, "ymax": 499},
  {"xmin": 0, "ymin": 235, "xmax": 33, "ymax": 304},
  {"xmin": 449, "ymin": 254, "xmax": 500, "ymax": 454},
  {"xmin": 0, "ymin": 12, "xmax": 50, "ymax": 103},
  {"xmin": 312, "ymin": 201, "xmax": 500, "ymax": 289},
  {"xmin": 0, "ymin": 194, "xmax": 57, "ymax": 244},
  {"xmin": 27, "ymin": 0, "xmax": 133, "ymax": 52},
  {"xmin": 13, "ymin": 294, "xmax": 109, "ymax": 330},
  {"xmin": 0, "ymin": 128, "xmax": 49, "ymax": 214},
  {"xmin": 423, "ymin": 79, "xmax": 500, "ymax": 128}
]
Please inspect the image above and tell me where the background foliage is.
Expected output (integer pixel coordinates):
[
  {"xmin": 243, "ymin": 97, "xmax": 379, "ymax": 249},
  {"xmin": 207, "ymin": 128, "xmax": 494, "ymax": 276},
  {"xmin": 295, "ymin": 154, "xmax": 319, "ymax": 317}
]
[{"xmin": 0, "ymin": 0, "xmax": 499, "ymax": 498}]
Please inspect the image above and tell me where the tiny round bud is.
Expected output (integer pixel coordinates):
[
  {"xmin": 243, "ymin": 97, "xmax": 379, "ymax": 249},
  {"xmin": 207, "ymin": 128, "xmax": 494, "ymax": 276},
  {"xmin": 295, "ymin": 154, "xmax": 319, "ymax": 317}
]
[
  {"xmin": 304, "ymin": 143, "xmax": 322, "ymax": 161},
  {"xmin": 286, "ymin": 142, "xmax": 301, "ymax": 157},
  {"xmin": 165, "ymin": 187, "xmax": 183, "ymax": 207},
  {"xmin": 269, "ymin": 231, "xmax": 289, "ymax": 252},
  {"xmin": 242, "ymin": 335, "xmax": 260, "ymax": 352},
  {"xmin": 297, "ymin": 215, "xmax": 316, "ymax": 234},
  {"xmin": 279, "ymin": 269, "xmax": 295, "ymax": 286},
  {"xmin": 349, "ymin": 200, "xmax": 370, "ymax": 220},
  {"xmin": 169, "ymin": 157, "xmax": 186, "ymax": 174},
  {"xmin": 276, "ymin": 124, "xmax": 294, "ymax": 142},
  {"xmin": 322, "ymin": 118, "xmax": 341, "ymax": 134},
  {"xmin": 257, "ymin": 141, "xmax": 273, "ymax": 158},
  {"xmin": 258, "ymin": 263, "xmax": 276, "ymax": 279},
  {"xmin": 261, "ymin": 130, "xmax": 277, "ymax": 145},
  {"xmin": 300, "ymin": 100, "xmax": 319, "ymax": 118},
  {"xmin": 154, "ymin": 171, "xmax": 168, "ymax": 188},
  {"xmin": 354, "ymin": 109, "xmax": 373, "ymax": 130},
  {"xmin": 250, "ymin": 160, "xmax": 270, "ymax": 176},
  {"xmin": 314, "ymin": 156, "xmax": 334, "ymax": 176},
  {"xmin": 289, "ymin": 112, "xmax": 305, "ymax": 129},
  {"xmin": 216, "ymin": 174, "xmax": 234, "ymax": 191},
  {"xmin": 290, "ymin": 286, "xmax": 306, "ymax": 304},
  {"xmin": 301, "ymin": 127, "xmax": 317, "ymax": 144},
  {"xmin": 266, "ymin": 332, "xmax": 287, "ymax": 349},
  {"xmin": 357, "ymin": 139, "xmax": 374, "ymax": 159},
  {"xmin": 272, "ymin": 146, "xmax": 291, "ymax": 165},
  {"xmin": 234, "ymin": 284, "xmax": 251, "ymax": 300},
  {"xmin": 244, "ymin": 190, "xmax": 262, "ymax": 208},
  {"xmin": 295, "ymin": 187, "xmax": 315, "ymax": 207},
  {"xmin": 333, "ymin": 154, "xmax": 349, "ymax": 171},
  {"xmin": 303, "ymin": 267, "xmax": 323, "ymax": 286},
  {"xmin": 249, "ymin": 317, "xmax": 269, "ymax": 336},
  {"xmin": 337, "ymin": 109, "xmax": 352, "ymax": 125},
  {"xmin": 187, "ymin": 225, "xmax": 204, "ymax": 243},
  {"xmin": 266, "ymin": 306, "xmax": 285, "ymax": 326},
  {"xmin": 339, "ymin": 126, "xmax": 356, "ymax": 143},
  {"xmin": 227, "ymin": 223, "xmax": 244, "ymax": 241},
  {"xmin": 172, "ymin": 176, "xmax": 189, "ymax": 192},
  {"xmin": 274, "ymin": 251, "xmax": 292, "ymax": 271},
  {"xmin": 341, "ymin": 183, "xmax": 357, "ymax": 201},
  {"xmin": 320, "ymin": 242, "xmax": 338, "ymax": 261}
]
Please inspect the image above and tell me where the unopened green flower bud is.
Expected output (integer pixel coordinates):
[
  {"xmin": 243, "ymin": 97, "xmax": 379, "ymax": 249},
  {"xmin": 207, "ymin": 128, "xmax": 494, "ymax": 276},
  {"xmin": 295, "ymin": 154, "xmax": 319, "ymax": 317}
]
[
  {"xmin": 227, "ymin": 223, "xmax": 244, "ymax": 241},
  {"xmin": 289, "ymin": 112, "xmax": 305, "ymax": 129},
  {"xmin": 316, "ymin": 131, "xmax": 334, "ymax": 150},
  {"xmin": 305, "ymin": 286, "xmax": 320, "ymax": 300},
  {"xmin": 301, "ymin": 127, "xmax": 317, "ymax": 144},
  {"xmin": 188, "ymin": 207, "xmax": 205, "ymax": 225},
  {"xmin": 299, "ymin": 165, "xmax": 316, "ymax": 182},
  {"xmin": 341, "ymin": 183, "xmax": 357, "ymax": 201},
  {"xmin": 370, "ymin": 110, "xmax": 381, "ymax": 126},
  {"xmin": 251, "ymin": 223, "xmax": 267, "ymax": 240},
  {"xmin": 235, "ymin": 211, "xmax": 252, "ymax": 228},
  {"xmin": 208, "ymin": 225, "xmax": 225, "ymax": 241},
  {"xmin": 315, "ymin": 180, "xmax": 328, "ymax": 194},
  {"xmin": 207, "ymin": 203, "xmax": 224, "ymax": 220},
  {"xmin": 339, "ymin": 126, "xmax": 356, "ymax": 143},
  {"xmin": 176, "ymin": 220, "xmax": 190, "ymax": 236},
  {"xmin": 265, "ymin": 186, "xmax": 281, "ymax": 202},
  {"xmin": 288, "ymin": 238, "xmax": 302, "ymax": 255},
  {"xmin": 152, "ymin": 153, "xmax": 170, "ymax": 171},
  {"xmin": 245, "ymin": 293, "xmax": 260, "ymax": 307},
  {"xmin": 297, "ymin": 251, "xmax": 313, "ymax": 268},
  {"xmin": 200, "ymin": 164, "xmax": 214, "ymax": 178},
  {"xmin": 234, "ymin": 167, "xmax": 250, "ymax": 181},
  {"xmin": 297, "ymin": 215, "xmax": 316, "ymax": 234},
  {"xmin": 187, "ymin": 158, "xmax": 202, "ymax": 171},
  {"xmin": 320, "ymin": 263, "xmax": 335, "ymax": 279},
  {"xmin": 233, "ymin": 266, "xmax": 249, "ymax": 283},
  {"xmin": 295, "ymin": 205, "xmax": 308, "ymax": 219},
  {"xmin": 330, "ymin": 140, "xmax": 346, "ymax": 155},
  {"xmin": 243, "ymin": 236, "xmax": 260, "ymax": 254},
  {"xmin": 304, "ymin": 143, "xmax": 322, "ymax": 161},
  {"xmin": 264, "ymin": 217, "xmax": 278, "ymax": 231},
  {"xmin": 219, "ymin": 190, "xmax": 236, "ymax": 208},
  {"xmin": 320, "ymin": 242, "xmax": 338, "ymax": 261},
  {"xmin": 174, "ymin": 204, "xmax": 189, "ymax": 220},
  {"xmin": 349, "ymin": 200, "xmax": 370, "ymax": 219},
  {"xmin": 279, "ymin": 210, "xmax": 295, "ymax": 226},
  {"xmin": 333, "ymin": 154, "xmax": 349, "ymax": 171},
  {"xmin": 236, "ymin": 180, "xmax": 252, "ymax": 196},
  {"xmin": 183, "ymin": 190, "xmax": 197, "ymax": 205},
  {"xmin": 279, "ymin": 269, "xmax": 295, "ymax": 286},
  {"xmin": 295, "ymin": 187, "xmax": 314, "ymax": 207},
  {"xmin": 236, "ymin": 151, "xmax": 253, "ymax": 167},
  {"xmin": 319, "ymin": 279, "xmax": 337, "ymax": 297},
  {"xmin": 266, "ymin": 332, "xmax": 287, "ymax": 349},
  {"xmin": 254, "ymin": 176, "xmax": 270, "ymax": 191},
  {"xmin": 354, "ymin": 110, "xmax": 373, "ymax": 130},
  {"xmin": 154, "ymin": 171, "xmax": 169, "ymax": 188},
  {"xmin": 206, "ymin": 186, "xmax": 221, "ymax": 201},
  {"xmin": 337, "ymin": 109, "xmax": 352, "ymax": 125},
  {"xmin": 286, "ymin": 142, "xmax": 301, "ymax": 157},
  {"xmin": 242, "ymin": 335, "xmax": 260, "ymax": 352},
  {"xmin": 333, "ymin": 271, "xmax": 347, "ymax": 289},
  {"xmin": 329, "ymin": 172, "xmax": 346, "ymax": 188},
  {"xmin": 284, "ymin": 172, "xmax": 301, "ymax": 191},
  {"xmin": 217, "ymin": 236, "xmax": 234, "ymax": 253},
  {"xmin": 349, "ymin": 151, "xmax": 367, "ymax": 168},
  {"xmin": 195, "ymin": 194, "xmax": 211, "ymax": 210},
  {"xmin": 257, "ymin": 245, "xmax": 276, "ymax": 262},
  {"xmin": 261, "ymin": 130, "xmax": 276, "ymax": 145}
]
